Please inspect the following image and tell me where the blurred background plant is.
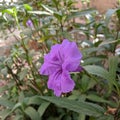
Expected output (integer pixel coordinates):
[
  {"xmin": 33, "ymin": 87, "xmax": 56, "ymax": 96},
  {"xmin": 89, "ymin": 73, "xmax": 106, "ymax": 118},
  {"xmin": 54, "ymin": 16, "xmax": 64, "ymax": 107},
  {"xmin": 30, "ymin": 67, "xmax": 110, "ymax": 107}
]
[{"xmin": 0, "ymin": 0, "xmax": 120, "ymax": 120}]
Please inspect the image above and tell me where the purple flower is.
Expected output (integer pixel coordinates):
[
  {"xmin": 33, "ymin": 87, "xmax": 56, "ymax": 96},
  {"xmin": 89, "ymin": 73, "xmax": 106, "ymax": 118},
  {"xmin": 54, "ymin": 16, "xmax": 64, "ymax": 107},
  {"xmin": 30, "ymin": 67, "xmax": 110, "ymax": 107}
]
[
  {"xmin": 39, "ymin": 39, "xmax": 82, "ymax": 96},
  {"xmin": 26, "ymin": 19, "xmax": 33, "ymax": 27}
]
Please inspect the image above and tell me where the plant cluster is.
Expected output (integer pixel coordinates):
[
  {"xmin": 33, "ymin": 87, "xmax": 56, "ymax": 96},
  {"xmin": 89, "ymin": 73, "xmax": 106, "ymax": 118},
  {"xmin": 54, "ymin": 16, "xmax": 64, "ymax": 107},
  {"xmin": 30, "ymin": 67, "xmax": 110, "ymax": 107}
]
[{"xmin": 0, "ymin": 0, "xmax": 120, "ymax": 120}]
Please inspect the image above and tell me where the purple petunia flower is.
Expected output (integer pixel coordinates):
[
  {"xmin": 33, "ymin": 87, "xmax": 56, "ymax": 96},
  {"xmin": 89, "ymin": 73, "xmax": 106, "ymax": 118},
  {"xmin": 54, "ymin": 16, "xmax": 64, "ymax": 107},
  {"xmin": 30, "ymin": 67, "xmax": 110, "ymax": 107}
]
[
  {"xmin": 39, "ymin": 39, "xmax": 82, "ymax": 96},
  {"xmin": 26, "ymin": 19, "xmax": 33, "ymax": 27}
]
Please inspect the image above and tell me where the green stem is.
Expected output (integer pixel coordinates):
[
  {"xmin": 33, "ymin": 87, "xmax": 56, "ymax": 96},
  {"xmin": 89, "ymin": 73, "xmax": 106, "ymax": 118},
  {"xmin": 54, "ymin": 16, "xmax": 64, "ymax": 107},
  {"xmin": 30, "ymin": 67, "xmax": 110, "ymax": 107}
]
[{"xmin": 20, "ymin": 36, "xmax": 43, "ymax": 95}]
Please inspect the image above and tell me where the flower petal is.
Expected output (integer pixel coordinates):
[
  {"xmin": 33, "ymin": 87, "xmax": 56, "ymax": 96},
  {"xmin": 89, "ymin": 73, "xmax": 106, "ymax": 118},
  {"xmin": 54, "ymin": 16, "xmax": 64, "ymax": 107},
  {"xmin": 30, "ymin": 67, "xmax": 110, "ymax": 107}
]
[
  {"xmin": 47, "ymin": 70, "xmax": 75, "ymax": 96},
  {"xmin": 61, "ymin": 39, "xmax": 82, "ymax": 71},
  {"xmin": 39, "ymin": 62, "xmax": 60, "ymax": 75},
  {"xmin": 61, "ymin": 39, "xmax": 82, "ymax": 59},
  {"xmin": 61, "ymin": 71, "xmax": 75, "ymax": 93},
  {"xmin": 40, "ymin": 44, "xmax": 61, "ymax": 75},
  {"xmin": 62, "ymin": 58, "xmax": 80, "ymax": 72},
  {"xmin": 47, "ymin": 70, "xmax": 62, "ymax": 96}
]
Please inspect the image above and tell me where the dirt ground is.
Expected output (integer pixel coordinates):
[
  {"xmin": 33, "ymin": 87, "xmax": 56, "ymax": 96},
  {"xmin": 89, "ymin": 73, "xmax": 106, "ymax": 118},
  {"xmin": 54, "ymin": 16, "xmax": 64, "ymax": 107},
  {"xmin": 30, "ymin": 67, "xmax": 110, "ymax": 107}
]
[{"xmin": 76, "ymin": 0, "xmax": 118, "ymax": 13}]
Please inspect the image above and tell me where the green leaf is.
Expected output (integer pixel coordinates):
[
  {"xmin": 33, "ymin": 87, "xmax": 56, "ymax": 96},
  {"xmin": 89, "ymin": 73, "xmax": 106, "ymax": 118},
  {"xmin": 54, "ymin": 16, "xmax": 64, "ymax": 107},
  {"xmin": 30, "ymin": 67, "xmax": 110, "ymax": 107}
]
[
  {"xmin": 52, "ymin": 0, "xmax": 59, "ymax": 5},
  {"xmin": 28, "ymin": 11, "xmax": 52, "ymax": 15},
  {"xmin": 53, "ymin": 12, "xmax": 63, "ymax": 21},
  {"xmin": 14, "ymin": 115, "xmax": 23, "ymax": 120},
  {"xmin": 25, "ymin": 107, "xmax": 40, "ymax": 120},
  {"xmin": 0, "ymin": 98, "xmax": 15, "ymax": 109},
  {"xmin": 86, "ymin": 94, "xmax": 116, "ymax": 107},
  {"xmin": 98, "ymin": 115, "xmax": 114, "ymax": 120},
  {"xmin": 40, "ymin": 4, "xmax": 54, "ymax": 14},
  {"xmin": 38, "ymin": 102, "xmax": 50, "ymax": 117},
  {"xmin": 0, "ymin": 85, "xmax": 8, "ymax": 93},
  {"xmin": 116, "ymin": 9, "xmax": 120, "ymax": 20},
  {"xmin": 24, "ymin": 4, "xmax": 33, "ymax": 11},
  {"xmin": 78, "ymin": 113, "xmax": 86, "ymax": 120},
  {"xmin": 105, "ymin": 9, "xmax": 118, "ymax": 25},
  {"xmin": 40, "ymin": 96, "xmax": 105, "ymax": 117},
  {"xmin": 1, "ymin": 67, "xmax": 8, "ymax": 76},
  {"xmin": 99, "ymin": 39, "xmax": 120, "ymax": 46},
  {"xmin": 67, "ymin": 9, "xmax": 97, "ymax": 20},
  {"xmin": 108, "ymin": 56, "xmax": 119, "ymax": 94},
  {"xmin": 18, "ymin": 68, "xmax": 28, "ymax": 80},
  {"xmin": 0, "ymin": 109, "xmax": 11, "ymax": 120},
  {"xmin": 79, "ymin": 75, "xmax": 89, "ymax": 92},
  {"xmin": 82, "ymin": 47, "xmax": 104, "ymax": 55},
  {"xmin": 2, "ymin": 9, "xmax": 14, "ymax": 16},
  {"xmin": 83, "ymin": 57, "xmax": 104, "ymax": 65},
  {"xmin": 83, "ymin": 65, "xmax": 110, "ymax": 80},
  {"xmin": 11, "ymin": 103, "xmax": 22, "ymax": 112},
  {"xmin": 24, "ymin": 96, "xmax": 45, "ymax": 105},
  {"xmin": 108, "ymin": 56, "xmax": 118, "ymax": 81},
  {"xmin": 18, "ymin": 92, "xmax": 25, "ymax": 103}
]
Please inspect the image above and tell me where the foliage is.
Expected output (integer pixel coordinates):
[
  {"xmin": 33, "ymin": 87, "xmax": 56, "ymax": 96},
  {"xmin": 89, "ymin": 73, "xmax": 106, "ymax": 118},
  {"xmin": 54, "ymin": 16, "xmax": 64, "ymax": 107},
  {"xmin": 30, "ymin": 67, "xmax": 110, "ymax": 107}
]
[{"xmin": 0, "ymin": 0, "xmax": 120, "ymax": 120}]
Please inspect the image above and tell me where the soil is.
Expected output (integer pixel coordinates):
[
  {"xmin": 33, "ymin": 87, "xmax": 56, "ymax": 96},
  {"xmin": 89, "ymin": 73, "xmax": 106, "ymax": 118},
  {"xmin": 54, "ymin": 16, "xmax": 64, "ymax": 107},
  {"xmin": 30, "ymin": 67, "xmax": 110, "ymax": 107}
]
[{"xmin": 76, "ymin": 0, "xmax": 118, "ymax": 13}]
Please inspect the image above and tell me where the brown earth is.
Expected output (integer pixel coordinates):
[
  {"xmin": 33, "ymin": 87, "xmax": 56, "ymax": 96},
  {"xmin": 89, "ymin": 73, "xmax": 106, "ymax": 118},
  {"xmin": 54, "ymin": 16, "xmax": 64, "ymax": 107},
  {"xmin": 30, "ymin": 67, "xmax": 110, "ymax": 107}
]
[{"xmin": 76, "ymin": 0, "xmax": 118, "ymax": 13}]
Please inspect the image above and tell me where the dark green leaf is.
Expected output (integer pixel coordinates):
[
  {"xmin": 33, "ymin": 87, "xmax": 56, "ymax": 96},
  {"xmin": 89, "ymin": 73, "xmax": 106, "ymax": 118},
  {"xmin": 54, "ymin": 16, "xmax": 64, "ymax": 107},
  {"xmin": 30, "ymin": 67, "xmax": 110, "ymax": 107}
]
[
  {"xmin": 83, "ymin": 57, "xmax": 104, "ymax": 65},
  {"xmin": 0, "ymin": 98, "xmax": 15, "ymax": 108},
  {"xmin": 105, "ymin": 9, "xmax": 118, "ymax": 25},
  {"xmin": 98, "ymin": 115, "xmax": 114, "ymax": 120},
  {"xmin": 83, "ymin": 65, "xmax": 110, "ymax": 80},
  {"xmin": 38, "ymin": 102, "xmax": 50, "ymax": 117},
  {"xmin": 18, "ymin": 68, "xmax": 28, "ymax": 80},
  {"xmin": 25, "ymin": 107, "xmax": 40, "ymax": 120},
  {"xmin": 108, "ymin": 56, "xmax": 118, "ymax": 81},
  {"xmin": 40, "ymin": 96, "xmax": 105, "ymax": 117},
  {"xmin": 0, "ymin": 109, "xmax": 11, "ymax": 120},
  {"xmin": 24, "ymin": 96, "xmax": 45, "ymax": 105},
  {"xmin": 86, "ymin": 94, "xmax": 116, "ymax": 107},
  {"xmin": 14, "ymin": 115, "xmax": 23, "ymax": 120}
]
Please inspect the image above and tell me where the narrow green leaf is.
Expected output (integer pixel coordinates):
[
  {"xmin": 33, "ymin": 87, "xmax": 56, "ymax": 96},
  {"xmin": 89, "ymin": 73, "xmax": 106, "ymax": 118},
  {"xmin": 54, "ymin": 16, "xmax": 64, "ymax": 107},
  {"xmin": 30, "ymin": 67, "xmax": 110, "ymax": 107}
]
[
  {"xmin": 40, "ymin": 4, "xmax": 54, "ymax": 14},
  {"xmin": 99, "ymin": 39, "xmax": 120, "ymax": 46},
  {"xmin": 2, "ymin": 9, "xmax": 14, "ymax": 15},
  {"xmin": 83, "ymin": 65, "xmax": 110, "ymax": 80},
  {"xmin": 25, "ymin": 107, "xmax": 40, "ymax": 120},
  {"xmin": 38, "ymin": 102, "xmax": 50, "ymax": 117},
  {"xmin": 108, "ymin": 56, "xmax": 118, "ymax": 81},
  {"xmin": 83, "ymin": 57, "xmax": 104, "ymax": 65},
  {"xmin": 11, "ymin": 103, "xmax": 22, "ymax": 112},
  {"xmin": 86, "ymin": 94, "xmax": 116, "ymax": 107},
  {"xmin": 82, "ymin": 47, "xmax": 104, "ymax": 54},
  {"xmin": 67, "ymin": 9, "xmax": 97, "ymax": 20},
  {"xmin": 24, "ymin": 96, "xmax": 45, "ymax": 105},
  {"xmin": 108, "ymin": 56, "xmax": 119, "ymax": 94},
  {"xmin": 53, "ymin": 12, "xmax": 63, "ymax": 21},
  {"xmin": 40, "ymin": 96, "xmax": 105, "ymax": 117},
  {"xmin": 105, "ymin": 9, "xmax": 118, "ymax": 25},
  {"xmin": 28, "ymin": 11, "xmax": 52, "ymax": 15}
]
